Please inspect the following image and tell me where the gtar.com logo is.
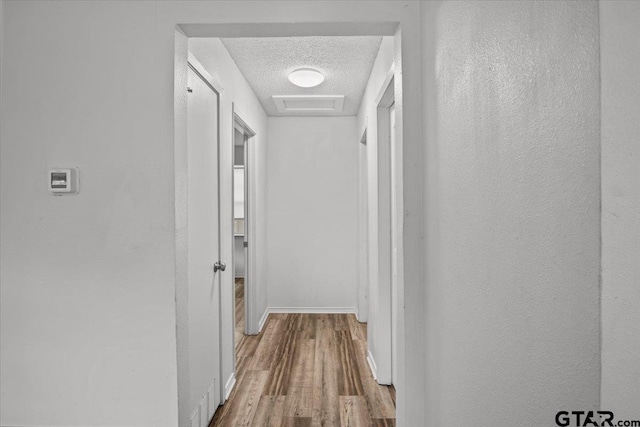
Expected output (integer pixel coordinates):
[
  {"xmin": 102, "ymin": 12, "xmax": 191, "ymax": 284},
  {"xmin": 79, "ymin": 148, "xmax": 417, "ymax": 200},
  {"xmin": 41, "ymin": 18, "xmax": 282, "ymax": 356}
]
[{"xmin": 555, "ymin": 411, "xmax": 640, "ymax": 427}]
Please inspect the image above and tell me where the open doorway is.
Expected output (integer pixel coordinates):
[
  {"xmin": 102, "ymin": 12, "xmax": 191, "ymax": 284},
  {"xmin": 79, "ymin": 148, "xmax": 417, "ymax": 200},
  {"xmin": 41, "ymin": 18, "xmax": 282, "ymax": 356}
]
[
  {"xmin": 176, "ymin": 27, "xmax": 407, "ymax": 427},
  {"xmin": 233, "ymin": 126, "xmax": 245, "ymax": 347},
  {"xmin": 375, "ymin": 69, "xmax": 400, "ymax": 386},
  {"xmin": 232, "ymin": 111, "xmax": 256, "ymax": 351}
]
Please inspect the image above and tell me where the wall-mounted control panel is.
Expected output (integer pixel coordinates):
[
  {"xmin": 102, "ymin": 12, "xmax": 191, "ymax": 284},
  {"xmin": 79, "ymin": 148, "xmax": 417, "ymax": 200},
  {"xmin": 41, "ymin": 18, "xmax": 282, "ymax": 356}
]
[{"xmin": 49, "ymin": 167, "xmax": 79, "ymax": 195}]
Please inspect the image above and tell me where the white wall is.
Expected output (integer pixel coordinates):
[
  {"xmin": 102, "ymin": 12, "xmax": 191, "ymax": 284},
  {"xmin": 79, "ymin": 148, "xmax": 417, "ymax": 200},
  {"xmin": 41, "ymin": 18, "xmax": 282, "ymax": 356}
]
[
  {"xmin": 0, "ymin": 0, "xmax": 3, "ymax": 105},
  {"xmin": 266, "ymin": 117, "xmax": 358, "ymax": 310},
  {"xmin": 0, "ymin": 2, "xmax": 425, "ymax": 425},
  {"xmin": 356, "ymin": 36, "xmax": 394, "ymax": 383},
  {"xmin": 188, "ymin": 36, "xmax": 269, "ymax": 393},
  {"xmin": 420, "ymin": 1, "xmax": 601, "ymax": 425},
  {"xmin": 1, "ymin": 2, "xmax": 179, "ymax": 425},
  {"xmin": 600, "ymin": 1, "xmax": 640, "ymax": 419}
]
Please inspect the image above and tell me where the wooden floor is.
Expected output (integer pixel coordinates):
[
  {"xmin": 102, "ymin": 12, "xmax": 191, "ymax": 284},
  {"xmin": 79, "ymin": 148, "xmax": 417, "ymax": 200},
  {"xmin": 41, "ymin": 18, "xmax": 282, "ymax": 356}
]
[
  {"xmin": 211, "ymin": 279, "xmax": 396, "ymax": 426},
  {"xmin": 235, "ymin": 278, "xmax": 245, "ymax": 352}
]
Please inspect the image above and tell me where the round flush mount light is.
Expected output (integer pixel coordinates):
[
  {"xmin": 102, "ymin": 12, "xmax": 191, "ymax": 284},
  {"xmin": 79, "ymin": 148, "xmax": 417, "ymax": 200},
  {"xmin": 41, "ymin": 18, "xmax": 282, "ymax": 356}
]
[{"xmin": 288, "ymin": 68, "xmax": 325, "ymax": 88}]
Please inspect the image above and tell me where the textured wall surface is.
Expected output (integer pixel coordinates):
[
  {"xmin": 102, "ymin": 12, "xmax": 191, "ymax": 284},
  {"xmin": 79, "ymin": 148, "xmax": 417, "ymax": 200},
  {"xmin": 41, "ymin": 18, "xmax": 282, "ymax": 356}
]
[
  {"xmin": 266, "ymin": 117, "xmax": 358, "ymax": 310},
  {"xmin": 0, "ymin": 2, "xmax": 180, "ymax": 424},
  {"xmin": 600, "ymin": 1, "xmax": 640, "ymax": 419},
  {"xmin": 420, "ymin": 1, "xmax": 601, "ymax": 425},
  {"xmin": 220, "ymin": 36, "xmax": 382, "ymax": 116}
]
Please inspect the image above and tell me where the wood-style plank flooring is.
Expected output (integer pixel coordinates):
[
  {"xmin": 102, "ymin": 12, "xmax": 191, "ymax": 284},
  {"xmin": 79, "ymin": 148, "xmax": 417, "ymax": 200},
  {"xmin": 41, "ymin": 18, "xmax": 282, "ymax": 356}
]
[
  {"xmin": 211, "ymin": 279, "xmax": 396, "ymax": 426},
  {"xmin": 235, "ymin": 278, "xmax": 245, "ymax": 352}
]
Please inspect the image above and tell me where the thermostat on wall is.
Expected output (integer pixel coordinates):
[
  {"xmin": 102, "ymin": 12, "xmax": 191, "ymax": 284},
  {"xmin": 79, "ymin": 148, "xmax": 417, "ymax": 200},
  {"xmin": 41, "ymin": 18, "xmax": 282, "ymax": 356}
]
[{"xmin": 49, "ymin": 167, "xmax": 79, "ymax": 195}]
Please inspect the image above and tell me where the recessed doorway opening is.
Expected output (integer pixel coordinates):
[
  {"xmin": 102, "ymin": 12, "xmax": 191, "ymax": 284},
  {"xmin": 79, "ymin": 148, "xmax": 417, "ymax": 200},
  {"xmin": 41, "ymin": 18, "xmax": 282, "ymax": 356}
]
[
  {"xmin": 175, "ymin": 22, "xmax": 409, "ymax": 427},
  {"xmin": 232, "ymin": 110, "xmax": 256, "ymax": 353}
]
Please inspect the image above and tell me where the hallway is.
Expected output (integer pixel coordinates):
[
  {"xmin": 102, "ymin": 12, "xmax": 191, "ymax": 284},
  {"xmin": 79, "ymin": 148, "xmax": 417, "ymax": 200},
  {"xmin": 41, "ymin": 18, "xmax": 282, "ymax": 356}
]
[{"xmin": 214, "ymin": 289, "xmax": 396, "ymax": 426}]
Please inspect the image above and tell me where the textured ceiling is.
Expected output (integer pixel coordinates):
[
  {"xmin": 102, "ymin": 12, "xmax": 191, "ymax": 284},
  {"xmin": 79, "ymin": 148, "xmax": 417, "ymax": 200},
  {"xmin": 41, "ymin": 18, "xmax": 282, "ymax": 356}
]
[{"xmin": 220, "ymin": 36, "xmax": 383, "ymax": 116}]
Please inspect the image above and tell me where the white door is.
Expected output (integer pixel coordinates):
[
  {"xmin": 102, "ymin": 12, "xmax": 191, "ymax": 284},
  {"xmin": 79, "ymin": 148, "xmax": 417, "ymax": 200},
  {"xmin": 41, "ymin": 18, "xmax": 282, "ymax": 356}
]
[
  {"xmin": 187, "ymin": 65, "xmax": 222, "ymax": 424},
  {"xmin": 389, "ymin": 103, "xmax": 398, "ymax": 385}
]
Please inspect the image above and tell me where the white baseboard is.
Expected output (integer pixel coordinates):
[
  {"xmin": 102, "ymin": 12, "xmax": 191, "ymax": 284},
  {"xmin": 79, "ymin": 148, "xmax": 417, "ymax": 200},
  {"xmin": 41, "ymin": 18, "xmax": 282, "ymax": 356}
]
[
  {"xmin": 267, "ymin": 307, "xmax": 357, "ymax": 314},
  {"xmin": 366, "ymin": 350, "xmax": 378, "ymax": 381},
  {"xmin": 355, "ymin": 308, "xmax": 369, "ymax": 323},
  {"xmin": 224, "ymin": 373, "xmax": 236, "ymax": 401},
  {"xmin": 258, "ymin": 308, "xmax": 269, "ymax": 333}
]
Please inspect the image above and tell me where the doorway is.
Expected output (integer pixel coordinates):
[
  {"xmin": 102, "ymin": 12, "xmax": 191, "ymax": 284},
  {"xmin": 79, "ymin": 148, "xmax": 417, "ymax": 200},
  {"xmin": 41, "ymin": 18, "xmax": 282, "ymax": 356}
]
[
  {"xmin": 373, "ymin": 68, "xmax": 400, "ymax": 386},
  {"xmin": 233, "ymin": 127, "xmax": 245, "ymax": 348},
  {"xmin": 175, "ymin": 23, "xmax": 410, "ymax": 427},
  {"xmin": 232, "ymin": 111, "xmax": 256, "ymax": 347}
]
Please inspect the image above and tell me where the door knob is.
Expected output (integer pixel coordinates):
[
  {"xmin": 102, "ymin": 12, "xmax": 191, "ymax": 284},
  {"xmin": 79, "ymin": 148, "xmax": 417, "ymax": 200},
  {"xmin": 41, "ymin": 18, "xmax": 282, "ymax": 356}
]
[{"xmin": 214, "ymin": 261, "xmax": 226, "ymax": 273}]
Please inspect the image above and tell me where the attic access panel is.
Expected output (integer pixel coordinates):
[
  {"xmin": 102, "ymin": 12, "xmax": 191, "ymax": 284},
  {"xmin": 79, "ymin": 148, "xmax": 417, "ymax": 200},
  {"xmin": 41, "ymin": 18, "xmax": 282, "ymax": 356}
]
[{"xmin": 272, "ymin": 95, "xmax": 345, "ymax": 113}]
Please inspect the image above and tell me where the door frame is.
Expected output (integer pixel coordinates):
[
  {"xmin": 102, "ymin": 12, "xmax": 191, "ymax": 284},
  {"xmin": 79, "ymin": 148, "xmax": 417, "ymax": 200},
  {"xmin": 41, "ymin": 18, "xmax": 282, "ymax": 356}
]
[
  {"xmin": 389, "ymin": 101, "xmax": 399, "ymax": 386},
  {"xmin": 371, "ymin": 64, "xmax": 400, "ymax": 386},
  {"xmin": 357, "ymin": 127, "xmax": 369, "ymax": 323},
  {"xmin": 231, "ymin": 108, "xmax": 257, "ymax": 337},
  {"xmin": 175, "ymin": 19, "xmax": 420, "ymax": 425}
]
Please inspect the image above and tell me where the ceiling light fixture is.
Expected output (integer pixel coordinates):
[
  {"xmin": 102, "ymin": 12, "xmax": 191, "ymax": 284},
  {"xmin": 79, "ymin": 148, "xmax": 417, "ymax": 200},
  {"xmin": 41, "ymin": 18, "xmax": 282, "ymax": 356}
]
[{"xmin": 288, "ymin": 68, "xmax": 325, "ymax": 88}]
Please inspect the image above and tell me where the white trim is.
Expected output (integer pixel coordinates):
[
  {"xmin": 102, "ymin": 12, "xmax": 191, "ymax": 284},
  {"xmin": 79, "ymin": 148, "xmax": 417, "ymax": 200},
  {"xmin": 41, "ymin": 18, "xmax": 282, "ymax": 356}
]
[
  {"xmin": 233, "ymin": 112, "xmax": 257, "ymax": 137},
  {"xmin": 374, "ymin": 64, "xmax": 395, "ymax": 106},
  {"xmin": 223, "ymin": 373, "xmax": 236, "ymax": 401},
  {"xmin": 370, "ymin": 67, "xmax": 396, "ymax": 386},
  {"xmin": 267, "ymin": 307, "xmax": 357, "ymax": 314},
  {"xmin": 232, "ymin": 109, "xmax": 260, "ymax": 337},
  {"xmin": 187, "ymin": 51, "xmax": 224, "ymax": 94},
  {"xmin": 258, "ymin": 308, "xmax": 269, "ymax": 333},
  {"xmin": 357, "ymin": 127, "xmax": 369, "ymax": 323},
  {"xmin": 367, "ymin": 350, "xmax": 378, "ymax": 381}
]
